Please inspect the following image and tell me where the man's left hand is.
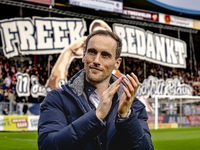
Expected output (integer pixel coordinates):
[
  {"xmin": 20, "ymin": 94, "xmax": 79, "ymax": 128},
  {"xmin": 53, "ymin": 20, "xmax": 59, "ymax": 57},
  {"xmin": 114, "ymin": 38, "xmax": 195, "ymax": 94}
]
[{"xmin": 118, "ymin": 73, "xmax": 140, "ymax": 118}]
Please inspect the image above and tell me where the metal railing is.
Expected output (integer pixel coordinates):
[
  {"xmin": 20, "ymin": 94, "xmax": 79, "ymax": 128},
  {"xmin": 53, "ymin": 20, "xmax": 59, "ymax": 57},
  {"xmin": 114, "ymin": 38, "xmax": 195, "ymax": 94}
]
[{"xmin": 0, "ymin": 102, "xmax": 18, "ymax": 115}]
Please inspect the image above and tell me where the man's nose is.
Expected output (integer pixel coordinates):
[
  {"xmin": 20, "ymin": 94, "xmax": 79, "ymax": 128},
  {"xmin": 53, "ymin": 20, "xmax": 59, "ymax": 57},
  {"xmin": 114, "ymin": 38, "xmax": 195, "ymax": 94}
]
[{"xmin": 93, "ymin": 54, "xmax": 101, "ymax": 65}]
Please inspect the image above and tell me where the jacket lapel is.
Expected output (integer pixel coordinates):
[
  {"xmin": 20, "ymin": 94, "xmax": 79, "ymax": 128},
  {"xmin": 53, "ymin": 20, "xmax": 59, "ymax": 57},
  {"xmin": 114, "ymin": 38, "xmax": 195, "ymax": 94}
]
[{"xmin": 62, "ymin": 84, "xmax": 88, "ymax": 113}]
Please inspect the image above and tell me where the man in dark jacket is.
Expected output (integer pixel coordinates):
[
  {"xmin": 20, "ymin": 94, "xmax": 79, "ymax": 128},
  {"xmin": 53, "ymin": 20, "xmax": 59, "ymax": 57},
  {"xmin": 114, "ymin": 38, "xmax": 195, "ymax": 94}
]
[{"xmin": 38, "ymin": 30, "xmax": 154, "ymax": 150}]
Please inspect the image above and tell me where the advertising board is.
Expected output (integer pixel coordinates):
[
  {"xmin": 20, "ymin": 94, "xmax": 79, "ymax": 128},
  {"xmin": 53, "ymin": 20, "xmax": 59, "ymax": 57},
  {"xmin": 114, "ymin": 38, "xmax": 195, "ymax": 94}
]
[
  {"xmin": 122, "ymin": 7, "xmax": 159, "ymax": 22},
  {"xmin": 69, "ymin": 0, "xmax": 123, "ymax": 13},
  {"xmin": 159, "ymin": 13, "xmax": 193, "ymax": 28},
  {"xmin": 0, "ymin": 116, "xmax": 39, "ymax": 131}
]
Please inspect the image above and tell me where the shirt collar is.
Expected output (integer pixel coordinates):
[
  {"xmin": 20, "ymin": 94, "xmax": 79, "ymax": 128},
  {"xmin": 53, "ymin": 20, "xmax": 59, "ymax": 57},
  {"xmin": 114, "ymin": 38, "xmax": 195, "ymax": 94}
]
[{"xmin": 84, "ymin": 79, "xmax": 97, "ymax": 98}]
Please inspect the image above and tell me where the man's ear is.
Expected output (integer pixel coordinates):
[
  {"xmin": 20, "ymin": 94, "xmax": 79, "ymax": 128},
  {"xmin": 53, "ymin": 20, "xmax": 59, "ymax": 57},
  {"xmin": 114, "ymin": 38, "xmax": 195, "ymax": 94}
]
[
  {"xmin": 114, "ymin": 58, "xmax": 122, "ymax": 70},
  {"xmin": 82, "ymin": 50, "xmax": 86, "ymax": 63}
]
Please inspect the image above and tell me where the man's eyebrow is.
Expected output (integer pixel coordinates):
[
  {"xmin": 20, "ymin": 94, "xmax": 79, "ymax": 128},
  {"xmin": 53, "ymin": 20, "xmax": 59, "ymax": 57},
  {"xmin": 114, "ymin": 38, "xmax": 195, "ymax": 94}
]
[
  {"xmin": 87, "ymin": 48, "xmax": 96, "ymax": 51},
  {"xmin": 102, "ymin": 51, "xmax": 110, "ymax": 54},
  {"xmin": 101, "ymin": 51, "xmax": 111, "ymax": 56}
]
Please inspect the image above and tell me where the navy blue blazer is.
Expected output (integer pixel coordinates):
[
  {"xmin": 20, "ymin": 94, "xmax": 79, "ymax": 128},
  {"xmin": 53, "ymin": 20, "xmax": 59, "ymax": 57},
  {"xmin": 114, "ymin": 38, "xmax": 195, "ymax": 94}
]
[{"xmin": 38, "ymin": 70, "xmax": 154, "ymax": 150}]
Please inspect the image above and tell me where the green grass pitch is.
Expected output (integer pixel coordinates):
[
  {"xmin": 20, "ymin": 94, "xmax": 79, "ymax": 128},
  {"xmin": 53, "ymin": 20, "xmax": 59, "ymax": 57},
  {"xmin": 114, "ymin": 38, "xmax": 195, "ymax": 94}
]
[
  {"xmin": 0, "ymin": 127, "xmax": 200, "ymax": 150},
  {"xmin": 151, "ymin": 127, "xmax": 200, "ymax": 150}
]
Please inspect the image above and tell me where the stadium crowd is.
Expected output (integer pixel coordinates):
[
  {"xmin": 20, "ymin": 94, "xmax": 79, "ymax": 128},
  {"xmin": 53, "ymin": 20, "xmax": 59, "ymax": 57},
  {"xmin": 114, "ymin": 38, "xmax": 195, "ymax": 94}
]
[{"xmin": 0, "ymin": 54, "xmax": 200, "ymax": 104}]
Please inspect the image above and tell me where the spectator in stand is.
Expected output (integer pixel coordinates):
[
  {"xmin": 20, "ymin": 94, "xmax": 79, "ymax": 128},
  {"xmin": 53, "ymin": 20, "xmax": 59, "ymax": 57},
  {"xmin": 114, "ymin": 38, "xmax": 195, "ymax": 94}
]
[
  {"xmin": 8, "ymin": 90, "xmax": 16, "ymax": 104},
  {"xmin": 16, "ymin": 61, "xmax": 22, "ymax": 69},
  {"xmin": 28, "ymin": 60, "xmax": 32, "ymax": 71},
  {"xmin": 0, "ymin": 89, "xmax": 4, "ymax": 102},
  {"xmin": 4, "ymin": 75, "xmax": 11, "ymax": 89},
  {"xmin": 2, "ymin": 80, "xmax": 7, "ymax": 90},
  {"xmin": 22, "ymin": 65, "xmax": 28, "ymax": 73},
  {"xmin": 40, "ymin": 77, "xmax": 46, "ymax": 85},
  {"xmin": 2, "ymin": 107, "xmax": 8, "ymax": 115},
  {"xmin": 38, "ymin": 65, "xmax": 44, "ymax": 75},
  {"xmin": 178, "ymin": 71, "xmax": 184, "ymax": 84},
  {"xmin": 11, "ymin": 78, "xmax": 16, "ymax": 90},
  {"xmin": 0, "ymin": 60, "xmax": 3, "ymax": 74},
  {"xmin": 10, "ymin": 66, "xmax": 16, "ymax": 77},
  {"xmin": 193, "ymin": 86, "xmax": 198, "ymax": 96},
  {"xmin": 8, "ymin": 90, "xmax": 16, "ymax": 114},
  {"xmin": 22, "ymin": 98, "xmax": 28, "ymax": 115},
  {"xmin": 17, "ymin": 68, "xmax": 21, "ymax": 73},
  {"xmin": 43, "ymin": 66, "xmax": 48, "ymax": 81},
  {"xmin": 3, "ymin": 88, "xmax": 9, "ymax": 102},
  {"xmin": 0, "ymin": 74, "xmax": 4, "ymax": 87}
]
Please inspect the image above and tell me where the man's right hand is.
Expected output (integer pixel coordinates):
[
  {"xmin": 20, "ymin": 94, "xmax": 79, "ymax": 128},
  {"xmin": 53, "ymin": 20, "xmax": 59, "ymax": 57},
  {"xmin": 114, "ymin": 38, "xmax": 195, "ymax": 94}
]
[{"xmin": 95, "ymin": 77, "xmax": 123, "ymax": 121}]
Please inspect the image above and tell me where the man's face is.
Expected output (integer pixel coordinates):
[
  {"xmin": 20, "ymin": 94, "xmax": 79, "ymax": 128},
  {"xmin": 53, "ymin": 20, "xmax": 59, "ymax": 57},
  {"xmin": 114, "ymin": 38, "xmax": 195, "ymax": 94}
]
[{"xmin": 82, "ymin": 35, "xmax": 121, "ymax": 84}]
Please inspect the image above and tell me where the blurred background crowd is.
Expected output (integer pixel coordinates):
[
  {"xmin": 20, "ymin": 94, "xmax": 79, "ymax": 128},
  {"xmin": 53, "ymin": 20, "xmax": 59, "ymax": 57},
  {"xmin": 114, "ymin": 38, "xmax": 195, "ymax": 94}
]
[{"xmin": 1, "ymin": 53, "xmax": 200, "ymax": 105}]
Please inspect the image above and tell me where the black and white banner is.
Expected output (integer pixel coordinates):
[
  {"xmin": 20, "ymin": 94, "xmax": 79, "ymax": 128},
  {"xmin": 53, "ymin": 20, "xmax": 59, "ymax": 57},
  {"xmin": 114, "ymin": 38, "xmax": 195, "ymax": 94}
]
[
  {"xmin": 113, "ymin": 24, "xmax": 187, "ymax": 68},
  {"xmin": 0, "ymin": 17, "xmax": 187, "ymax": 68},
  {"xmin": 0, "ymin": 17, "xmax": 86, "ymax": 58},
  {"xmin": 136, "ymin": 76, "xmax": 192, "ymax": 98},
  {"xmin": 16, "ymin": 72, "xmax": 192, "ymax": 98}
]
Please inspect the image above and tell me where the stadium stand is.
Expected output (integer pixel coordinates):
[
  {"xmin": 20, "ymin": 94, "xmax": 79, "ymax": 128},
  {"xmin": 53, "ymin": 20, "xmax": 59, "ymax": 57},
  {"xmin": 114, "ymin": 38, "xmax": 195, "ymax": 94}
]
[{"xmin": 1, "ymin": 53, "xmax": 200, "ymax": 105}]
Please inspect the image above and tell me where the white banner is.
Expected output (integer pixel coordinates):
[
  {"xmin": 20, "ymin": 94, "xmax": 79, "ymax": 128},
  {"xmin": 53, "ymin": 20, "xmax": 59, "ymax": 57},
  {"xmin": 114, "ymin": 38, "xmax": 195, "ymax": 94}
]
[
  {"xmin": 16, "ymin": 73, "xmax": 192, "ymax": 98},
  {"xmin": 113, "ymin": 23, "xmax": 187, "ymax": 68},
  {"xmin": 136, "ymin": 76, "xmax": 192, "ymax": 98},
  {"xmin": 0, "ymin": 17, "xmax": 187, "ymax": 68},
  {"xmin": 0, "ymin": 17, "xmax": 86, "ymax": 58}
]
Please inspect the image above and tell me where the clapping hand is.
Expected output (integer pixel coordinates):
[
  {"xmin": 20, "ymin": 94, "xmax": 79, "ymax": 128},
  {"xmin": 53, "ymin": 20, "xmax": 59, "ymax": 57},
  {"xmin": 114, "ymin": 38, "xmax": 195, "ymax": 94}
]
[{"xmin": 118, "ymin": 73, "xmax": 140, "ymax": 118}]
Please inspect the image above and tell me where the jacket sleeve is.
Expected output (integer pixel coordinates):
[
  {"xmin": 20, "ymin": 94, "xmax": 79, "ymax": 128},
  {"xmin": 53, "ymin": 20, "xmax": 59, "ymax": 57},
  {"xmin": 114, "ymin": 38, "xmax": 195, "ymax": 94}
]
[
  {"xmin": 37, "ymin": 90, "xmax": 105, "ymax": 150},
  {"xmin": 115, "ymin": 100, "xmax": 154, "ymax": 150}
]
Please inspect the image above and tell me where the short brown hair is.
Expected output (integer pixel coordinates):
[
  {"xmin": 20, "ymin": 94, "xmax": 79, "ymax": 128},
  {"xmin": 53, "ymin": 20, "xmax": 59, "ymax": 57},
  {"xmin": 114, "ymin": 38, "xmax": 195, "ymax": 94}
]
[{"xmin": 85, "ymin": 30, "xmax": 122, "ymax": 59}]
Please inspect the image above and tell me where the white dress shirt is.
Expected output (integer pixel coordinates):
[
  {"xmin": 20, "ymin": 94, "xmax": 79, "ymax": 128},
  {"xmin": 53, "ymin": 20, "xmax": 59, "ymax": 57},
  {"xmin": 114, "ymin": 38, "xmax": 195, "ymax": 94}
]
[
  {"xmin": 89, "ymin": 91, "xmax": 100, "ymax": 108},
  {"xmin": 89, "ymin": 90, "xmax": 132, "ymax": 119}
]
